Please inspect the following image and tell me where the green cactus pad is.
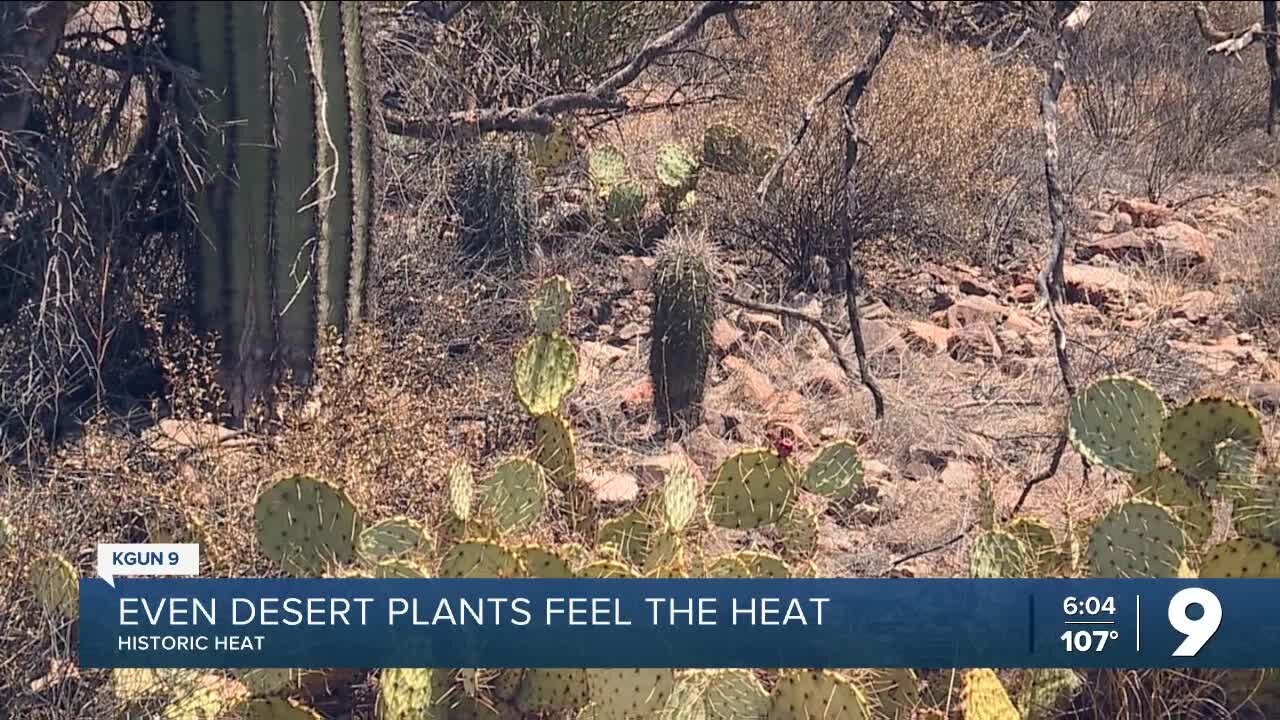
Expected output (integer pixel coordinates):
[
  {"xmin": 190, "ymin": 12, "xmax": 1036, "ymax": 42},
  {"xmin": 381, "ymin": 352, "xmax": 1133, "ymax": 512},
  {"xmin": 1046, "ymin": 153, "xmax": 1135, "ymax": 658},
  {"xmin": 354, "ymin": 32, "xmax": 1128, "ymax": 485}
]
[
  {"xmin": 703, "ymin": 669, "xmax": 769, "ymax": 720},
  {"xmin": 642, "ymin": 531, "xmax": 685, "ymax": 578},
  {"xmin": 732, "ymin": 551, "xmax": 790, "ymax": 578},
  {"xmin": 969, "ymin": 530, "xmax": 1030, "ymax": 579},
  {"xmin": 530, "ymin": 276, "xmax": 573, "ymax": 334},
  {"xmin": 768, "ymin": 670, "xmax": 869, "ymax": 720},
  {"xmin": 588, "ymin": 144, "xmax": 626, "ymax": 194},
  {"xmin": 1130, "ymin": 468, "xmax": 1212, "ymax": 550},
  {"xmin": 30, "ymin": 554, "xmax": 79, "ymax": 619},
  {"xmin": 656, "ymin": 144, "xmax": 699, "ymax": 190},
  {"xmin": 514, "ymin": 334, "xmax": 578, "ymax": 416},
  {"xmin": 598, "ymin": 509, "xmax": 655, "ymax": 567},
  {"xmin": 778, "ymin": 506, "xmax": 820, "ymax": 561},
  {"xmin": 709, "ymin": 450, "xmax": 798, "ymax": 529},
  {"xmin": 533, "ymin": 413, "xmax": 578, "ymax": 490},
  {"xmin": 113, "ymin": 668, "xmax": 201, "ymax": 703},
  {"xmin": 586, "ymin": 668, "xmax": 675, "ymax": 719},
  {"xmin": 1231, "ymin": 469, "xmax": 1280, "ymax": 542},
  {"xmin": 378, "ymin": 668, "xmax": 433, "ymax": 720},
  {"xmin": 517, "ymin": 668, "xmax": 591, "ymax": 713},
  {"xmin": 492, "ymin": 669, "xmax": 524, "ymax": 701},
  {"xmin": 1068, "ymin": 376, "xmax": 1165, "ymax": 475},
  {"xmin": 372, "ymin": 559, "xmax": 430, "ymax": 579},
  {"xmin": 1199, "ymin": 538, "xmax": 1280, "ymax": 578},
  {"xmin": 1016, "ymin": 668, "xmax": 1081, "ymax": 720},
  {"xmin": 359, "ymin": 517, "xmax": 429, "ymax": 563},
  {"xmin": 162, "ymin": 675, "xmax": 250, "ymax": 720},
  {"xmin": 238, "ymin": 668, "xmax": 297, "ymax": 697},
  {"xmin": 662, "ymin": 463, "xmax": 699, "ymax": 533},
  {"xmin": 1216, "ymin": 438, "xmax": 1260, "ymax": 497},
  {"xmin": 606, "ymin": 182, "xmax": 648, "ymax": 225},
  {"xmin": 529, "ymin": 125, "xmax": 575, "ymax": 170},
  {"xmin": 579, "ymin": 558, "xmax": 640, "ymax": 579},
  {"xmin": 700, "ymin": 554, "xmax": 751, "ymax": 578},
  {"xmin": 961, "ymin": 669, "xmax": 1018, "ymax": 720},
  {"xmin": 517, "ymin": 544, "xmax": 575, "ymax": 578},
  {"xmin": 702, "ymin": 124, "xmax": 750, "ymax": 174},
  {"xmin": 1006, "ymin": 517, "xmax": 1067, "ymax": 576},
  {"xmin": 479, "ymin": 458, "xmax": 547, "ymax": 534},
  {"xmin": 240, "ymin": 697, "xmax": 323, "ymax": 719},
  {"xmin": 1085, "ymin": 500, "xmax": 1186, "ymax": 578},
  {"xmin": 254, "ymin": 474, "xmax": 363, "ymax": 577},
  {"xmin": 802, "ymin": 441, "xmax": 865, "ymax": 498},
  {"xmin": 1162, "ymin": 398, "xmax": 1263, "ymax": 487},
  {"xmin": 448, "ymin": 460, "xmax": 475, "ymax": 523},
  {"xmin": 439, "ymin": 541, "xmax": 523, "ymax": 579},
  {"xmin": 864, "ymin": 669, "xmax": 919, "ymax": 720}
]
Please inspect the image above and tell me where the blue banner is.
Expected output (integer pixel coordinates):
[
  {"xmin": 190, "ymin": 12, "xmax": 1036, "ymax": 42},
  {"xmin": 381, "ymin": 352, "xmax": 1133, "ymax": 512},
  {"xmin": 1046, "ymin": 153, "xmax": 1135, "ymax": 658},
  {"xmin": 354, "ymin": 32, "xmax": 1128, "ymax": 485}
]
[{"xmin": 77, "ymin": 578, "xmax": 1280, "ymax": 669}]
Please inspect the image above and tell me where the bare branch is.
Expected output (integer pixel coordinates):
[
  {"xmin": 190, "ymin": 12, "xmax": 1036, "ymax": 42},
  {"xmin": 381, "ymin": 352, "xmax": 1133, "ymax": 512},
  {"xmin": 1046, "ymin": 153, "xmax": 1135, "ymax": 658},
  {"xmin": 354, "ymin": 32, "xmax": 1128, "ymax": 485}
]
[
  {"xmin": 720, "ymin": 293, "xmax": 858, "ymax": 383},
  {"xmin": 382, "ymin": 0, "xmax": 759, "ymax": 140},
  {"xmin": 1194, "ymin": 1, "xmax": 1263, "ymax": 56}
]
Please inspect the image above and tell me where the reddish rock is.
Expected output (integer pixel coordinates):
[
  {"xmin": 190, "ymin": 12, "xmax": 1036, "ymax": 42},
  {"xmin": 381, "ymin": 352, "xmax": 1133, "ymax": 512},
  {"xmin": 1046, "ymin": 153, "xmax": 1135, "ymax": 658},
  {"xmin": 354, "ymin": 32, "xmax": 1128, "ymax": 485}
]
[
  {"xmin": 943, "ymin": 295, "xmax": 1008, "ymax": 329},
  {"xmin": 1152, "ymin": 221, "xmax": 1213, "ymax": 267},
  {"xmin": 1063, "ymin": 264, "xmax": 1137, "ymax": 306},
  {"xmin": 723, "ymin": 355, "xmax": 777, "ymax": 405},
  {"xmin": 764, "ymin": 417, "xmax": 816, "ymax": 450},
  {"xmin": 1246, "ymin": 383, "xmax": 1280, "ymax": 412},
  {"xmin": 958, "ymin": 276, "xmax": 1000, "ymax": 298},
  {"xmin": 948, "ymin": 322, "xmax": 1002, "ymax": 361},
  {"xmin": 861, "ymin": 318, "xmax": 908, "ymax": 356},
  {"xmin": 1113, "ymin": 211, "xmax": 1134, "ymax": 232},
  {"xmin": 634, "ymin": 450, "xmax": 703, "ymax": 487},
  {"xmin": 711, "ymin": 317, "xmax": 744, "ymax": 353},
  {"xmin": 587, "ymin": 471, "xmax": 640, "ymax": 503},
  {"xmin": 1115, "ymin": 198, "xmax": 1174, "ymax": 228},
  {"xmin": 767, "ymin": 390, "xmax": 807, "ymax": 419},
  {"xmin": 1173, "ymin": 290, "xmax": 1217, "ymax": 323},
  {"xmin": 801, "ymin": 358, "xmax": 848, "ymax": 397},
  {"xmin": 619, "ymin": 378, "xmax": 653, "ymax": 415},
  {"xmin": 739, "ymin": 312, "xmax": 785, "ymax": 338},
  {"xmin": 619, "ymin": 255, "xmax": 655, "ymax": 292},
  {"xmin": 903, "ymin": 320, "xmax": 953, "ymax": 355},
  {"xmin": 1076, "ymin": 231, "xmax": 1153, "ymax": 263},
  {"xmin": 1009, "ymin": 283, "xmax": 1039, "ymax": 304}
]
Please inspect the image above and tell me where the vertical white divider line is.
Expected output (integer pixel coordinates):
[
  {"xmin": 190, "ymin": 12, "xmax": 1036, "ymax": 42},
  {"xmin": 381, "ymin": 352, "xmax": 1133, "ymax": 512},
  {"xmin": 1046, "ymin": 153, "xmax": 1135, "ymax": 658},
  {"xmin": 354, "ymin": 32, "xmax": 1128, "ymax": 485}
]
[{"xmin": 1136, "ymin": 594, "xmax": 1141, "ymax": 653}]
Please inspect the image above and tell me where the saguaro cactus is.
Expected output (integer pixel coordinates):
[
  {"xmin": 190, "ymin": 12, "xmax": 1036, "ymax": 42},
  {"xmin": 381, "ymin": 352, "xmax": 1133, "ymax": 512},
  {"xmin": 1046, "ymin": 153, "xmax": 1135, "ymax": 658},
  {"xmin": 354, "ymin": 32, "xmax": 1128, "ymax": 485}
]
[{"xmin": 157, "ymin": 1, "xmax": 373, "ymax": 401}]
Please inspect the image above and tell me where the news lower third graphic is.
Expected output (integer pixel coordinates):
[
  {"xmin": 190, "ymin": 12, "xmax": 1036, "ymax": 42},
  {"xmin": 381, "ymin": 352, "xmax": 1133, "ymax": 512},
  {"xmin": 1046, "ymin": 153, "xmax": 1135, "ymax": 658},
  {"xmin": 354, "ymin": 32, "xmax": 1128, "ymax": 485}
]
[{"xmin": 79, "ymin": 544, "xmax": 1280, "ymax": 669}]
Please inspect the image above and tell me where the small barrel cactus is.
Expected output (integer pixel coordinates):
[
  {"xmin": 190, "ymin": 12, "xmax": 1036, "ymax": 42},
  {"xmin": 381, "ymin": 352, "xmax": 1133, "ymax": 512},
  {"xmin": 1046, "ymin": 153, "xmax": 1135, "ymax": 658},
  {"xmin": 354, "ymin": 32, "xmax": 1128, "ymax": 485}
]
[
  {"xmin": 648, "ymin": 232, "xmax": 717, "ymax": 431},
  {"xmin": 449, "ymin": 141, "xmax": 536, "ymax": 268}
]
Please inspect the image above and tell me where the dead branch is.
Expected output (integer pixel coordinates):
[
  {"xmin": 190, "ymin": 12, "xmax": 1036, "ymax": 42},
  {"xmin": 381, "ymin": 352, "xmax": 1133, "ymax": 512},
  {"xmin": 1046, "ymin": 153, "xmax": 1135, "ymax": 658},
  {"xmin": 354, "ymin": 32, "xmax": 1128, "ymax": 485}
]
[
  {"xmin": 1194, "ymin": 1, "xmax": 1264, "ymax": 56},
  {"xmin": 719, "ymin": 293, "xmax": 858, "ymax": 382},
  {"xmin": 382, "ymin": 0, "xmax": 758, "ymax": 140},
  {"xmin": 1266, "ymin": 1, "xmax": 1279, "ymax": 133}
]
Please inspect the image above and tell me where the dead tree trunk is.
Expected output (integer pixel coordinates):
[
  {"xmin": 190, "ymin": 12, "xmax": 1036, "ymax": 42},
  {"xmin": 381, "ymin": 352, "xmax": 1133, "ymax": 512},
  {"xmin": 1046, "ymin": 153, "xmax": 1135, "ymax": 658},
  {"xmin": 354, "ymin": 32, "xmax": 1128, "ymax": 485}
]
[{"xmin": 1266, "ymin": 1, "xmax": 1279, "ymax": 134}]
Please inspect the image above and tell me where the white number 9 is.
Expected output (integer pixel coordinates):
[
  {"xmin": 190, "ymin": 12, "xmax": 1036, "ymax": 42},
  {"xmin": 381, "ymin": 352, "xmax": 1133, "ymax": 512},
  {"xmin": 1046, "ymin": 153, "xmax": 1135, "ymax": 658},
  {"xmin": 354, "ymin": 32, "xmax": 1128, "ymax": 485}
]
[{"xmin": 1168, "ymin": 588, "xmax": 1222, "ymax": 657}]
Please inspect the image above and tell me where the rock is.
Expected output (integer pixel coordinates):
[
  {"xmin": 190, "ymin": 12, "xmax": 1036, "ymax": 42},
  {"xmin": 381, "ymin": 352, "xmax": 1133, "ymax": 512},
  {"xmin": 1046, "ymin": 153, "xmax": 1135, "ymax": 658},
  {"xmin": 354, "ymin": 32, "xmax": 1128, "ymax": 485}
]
[
  {"xmin": 764, "ymin": 417, "xmax": 816, "ymax": 450},
  {"xmin": 1076, "ymin": 231, "xmax": 1152, "ymax": 263},
  {"xmin": 723, "ymin": 355, "xmax": 777, "ymax": 405},
  {"xmin": 587, "ymin": 471, "xmax": 640, "ymax": 503},
  {"xmin": 579, "ymin": 341, "xmax": 627, "ymax": 386},
  {"xmin": 1173, "ymin": 290, "xmax": 1217, "ymax": 323},
  {"xmin": 958, "ymin": 276, "xmax": 1000, "ymax": 298},
  {"xmin": 617, "ymin": 322, "xmax": 645, "ymax": 341},
  {"xmin": 782, "ymin": 293, "xmax": 823, "ymax": 336},
  {"xmin": 861, "ymin": 318, "xmax": 908, "ymax": 356},
  {"xmin": 1009, "ymin": 283, "xmax": 1038, "ymax": 304},
  {"xmin": 942, "ymin": 295, "xmax": 1008, "ymax": 329},
  {"xmin": 1151, "ymin": 221, "xmax": 1213, "ymax": 268},
  {"xmin": 860, "ymin": 300, "xmax": 895, "ymax": 321},
  {"xmin": 902, "ymin": 320, "xmax": 953, "ymax": 355},
  {"xmin": 1063, "ymin": 264, "xmax": 1137, "ymax": 306},
  {"xmin": 619, "ymin": 378, "xmax": 653, "ymax": 416},
  {"xmin": 800, "ymin": 358, "xmax": 848, "ymax": 397},
  {"xmin": 1245, "ymin": 383, "xmax": 1280, "ymax": 412},
  {"xmin": 1168, "ymin": 340, "xmax": 1257, "ymax": 375},
  {"xmin": 1091, "ymin": 210, "xmax": 1115, "ymax": 234},
  {"xmin": 739, "ymin": 312, "xmax": 785, "ymax": 338},
  {"xmin": 619, "ymin": 255, "xmax": 655, "ymax": 293},
  {"xmin": 711, "ymin": 317, "xmax": 744, "ymax": 353},
  {"xmin": 948, "ymin": 322, "xmax": 1002, "ymax": 362},
  {"xmin": 767, "ymin": 390, "xmax": 807, "ymax": 419},
  {"xmin": 1002, "ymin": 309, "xmax": 1041, "ymax": 336},
  {"xmin": 1115, "ymin": 198, "xmax": 1174, "ymax": 228},
  {"xmin": 1112, "ymin": 211, "xmax": 1134, "ymax": 233},
  {"xmin": 995, "ymin": 327, "xmax": 1033, "ymax": 357}
]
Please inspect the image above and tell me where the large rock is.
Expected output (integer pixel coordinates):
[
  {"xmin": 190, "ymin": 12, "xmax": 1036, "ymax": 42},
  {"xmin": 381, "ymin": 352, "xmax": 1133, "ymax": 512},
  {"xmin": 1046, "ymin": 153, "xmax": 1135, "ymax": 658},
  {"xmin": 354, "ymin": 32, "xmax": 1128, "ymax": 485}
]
[
  {"xmin": 723, "ymin": 355, "xmax": 776, "ymax": 405},
  {"xmin": 1173, "ymin": 290, "xmax": 1217, "ymax": 323},
  {"xmin": 1151, "ymin": 221, "xmax": 1213, "ymax": 268},
  {"xmin": 941, "ymin": 295, "xmax": 1008, "ymax": 329},
  {"xmin": 578, "ymin": 341, "xmax": 628, "ymax": 386},
  {"xmin": 739, "ymin": 312, "xmax": 785, "ymax": 338},
  {"xmin": 948, "ymin": 322, "xmax": 1002, "ymax": 362},
  {"xmin": 861, "ymin": 318, "xmax": 908, "ymax": 356},
  {"xmin": 1114, "ymin": 198, "xmax": 1174, "ymax": 228},
  {"xmin": 1076, "ymin": 222, "xmax": 1212, "ymax": 268},
  {"xmin": 587, "ymin": 471, "xmax": 640, "ymax": 503},
  {"xmin": 1063, "ymin": 264, "xmax": 1137, "ymax": 306},
  {"xmin": 800, "ymin": 358, "xmax": 847, "ymax": 397},
  {"xmin": 903, "ymin": 320, "xmax": 953, "ymax": 355}
]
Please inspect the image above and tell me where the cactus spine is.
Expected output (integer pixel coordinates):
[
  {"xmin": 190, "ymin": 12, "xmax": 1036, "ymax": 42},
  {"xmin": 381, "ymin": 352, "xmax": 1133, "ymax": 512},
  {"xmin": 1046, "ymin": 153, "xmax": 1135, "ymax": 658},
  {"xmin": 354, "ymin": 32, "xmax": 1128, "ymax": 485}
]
[
  {"xmin": 649, "ymin": 232, "xmax": 716, "ymax": 431},
  {"xmin": 158, "ymin": 2, "xmax": 373, "ymax": 395}
]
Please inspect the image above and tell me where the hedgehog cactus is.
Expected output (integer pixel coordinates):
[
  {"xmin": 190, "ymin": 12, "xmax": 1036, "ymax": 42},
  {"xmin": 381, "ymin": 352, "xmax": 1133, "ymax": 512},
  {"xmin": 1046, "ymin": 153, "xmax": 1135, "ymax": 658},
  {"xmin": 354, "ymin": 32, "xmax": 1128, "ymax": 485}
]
[
  {"xmin": 156, "ymin": 2, "xmax": 373, "ymax": 394},
  {"xmin": 649, "ymin": 233, "xmax": 717, "ymax": 431}
]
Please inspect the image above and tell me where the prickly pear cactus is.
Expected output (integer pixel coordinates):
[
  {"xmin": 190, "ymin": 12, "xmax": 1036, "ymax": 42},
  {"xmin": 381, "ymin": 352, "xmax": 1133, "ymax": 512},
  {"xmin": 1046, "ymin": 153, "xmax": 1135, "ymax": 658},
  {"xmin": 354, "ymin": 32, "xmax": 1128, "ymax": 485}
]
[
  {"xmin": 702, "ymin": 123, "xmax": 750, "ymax": 174},
  {"xmin": 698, "ymin": 553, "xmax": 750, "ymax": 578},
  {"xmin": 598, "ymin": 509, "xmax": 655, "ymax": 567},
  {"xmin": 661, "ymin": 462, "xmax": 699, "ymax": 533},
  {"xmin": 768, "ymin": 670, "xmax": 869, "ymax": 720},
  {"xmin": 864, "ymin": 669, "xmax": 919, "ymax": 720},
  {"xmin": 1231, "ymin": 468, "xmax": 1280, "ymax": 542},
  {"xmin": 1016, "ymin": 668, "xmax": 1081, "ymax": 720},
  {"xmin": 656, "ymin": 144, "xmax": 699, "ymax": 190},
  {"xmin": 588, "ymin": 144, "xmax": 627, "ymax": 195},
  {"xmin": 662, "ymin": 674, "xmax": 709, "ymax": 720},
  {"xmin": 517, "ymin": 668, "xmax": 590, "ymax": 713},
  {"xmin": 359, "ymin": 518, "xmax": 429, "ymax": 564},
  {"xmin": 240, "ymin": 697, "xmax": 323, "ymax": 719},
  {"xmin": 1067, "ymin": 376, "xmax": 1165, "ymax": 475},
  {"xmin": 708, "ymin": 450, "xmax": 797, "ymax": 529},
  {"xmin": 479, "ymin": 458, "xmax": 547, "ymax": 534},
  {"xmin": 1199, "ymin": 538, "xmax": 1280, "ymax": 578},
  {"xmin": 585, "ymin": 668, "xmax": 675, "ymax": 719},
  {"xmin": 968, "ymin": 530, "xmax": 1030, "ymax": 579},
  {"xmin": 778, "ymin": 505, "xmax": 820, "ymax": 561},
  {"xmin": 533, "ymin": 413, "xmax": 578, "ymax": 490},
  {"xmin": 725, "ymin": 551, "xmax": 789, "ymax": 578},
  {"xmin": 702, "ymin": 669, "xmax": 770, "ymax": 720},
  {"xmin": 530, "ymin": 276, "xmax": 572, "ymax": 334},
  {"xmin": 1129, "ymin": 468, "xmax": 1211, "ymax": 550},
  {"xmin": 642, "ymin": 531, "xmax": 685, "ymax": 578},
  {"xmin": 649, "ymin": 233, "xmax": 716, "ymax": 431},
  {"xmin": 162, "ymin": 674, "xmax": 250, "ymax": 720},
  {"xmin": 961, "ymin": 669, "xmax": 1019, "ymax": 720},
  {"xmin": 1085, "ymin": 500, "xmax": 1185, "ymax": 578},
  {"xmin": 1006, "ymin": 517, "xmax": 1065, "ymax": 576},
  {"xmin": 514, "ymin": 334, "xmax": 578, "ymax": 416},
  {"xmin": 1216, "ymin": 437, "xmax": 1259, "ymax": 496},
  {"xmin": 254, "ymin": 474, "xmax": 363, "ymax": 577},
  {"xmin": 377, "ymin": 668, "xmax": 433, "ymax": 720},
  {"xmin": 371, "ymin": 559, "xmax": 430, "ymax": 579},
  {"xmin": 448, "ymin": 460, "xmax": 475, "ymax": 523},
  {"xmin": 802, "ymin": 441, "xmax": 865, "ymax": 498},
  {"xmin": 529, "ymin": 124, "xmax": 575, "ymax": 171},
  {"xmin": 31, "ymin": 554, "xmax": 79, "ymax": 619},
  {"xmin": 238, "ymin": 668, "xmax": 296, "ymax": 697},
  {"xmin": 439, "ymin": 541, "xmax": 523, "ymax": 579},
  {"xmin": 606, "ymin": 182, "xmax": 648, "ymax": 225},
  {"xmin": 517, "ymin": 544, "xmax": 575, "ymax": 578},
  {"xmin": 1162, "ymin": 397, "xmax": 1263, "ymax": 490},
  {"xmin": 579, "ymin": 558, "xmax": 639, "ymax": 579}
]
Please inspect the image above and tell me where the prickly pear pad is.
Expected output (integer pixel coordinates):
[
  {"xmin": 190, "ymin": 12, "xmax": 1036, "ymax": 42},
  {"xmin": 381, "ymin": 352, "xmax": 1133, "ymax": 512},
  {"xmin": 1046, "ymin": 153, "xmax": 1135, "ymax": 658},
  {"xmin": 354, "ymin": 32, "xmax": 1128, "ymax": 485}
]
[
  {"xmin": 370, "ymin": 559, "xmax": 429, "ymax": 579},
  {"xmin": 241, "ymin": 696, "xmax": 323, "ymax": 719},
  {"xmin": 1130, "ymin": 468, "xmax": 1212, "ymax": 550},
  {"xmin": 588, "ymin": 144, "xmax": 626, "ymax": 195},
  {"xmin": 662, "ymin": 673, "xmax": 709, "ymax": 720},
  {"xmin": 864, "ymin": 668, "xmax": 920, "ymax": 720},
  {"xmin": 709, "ymin": 450, "xmax": 798, "ymax": 529},
  {"xmin": 1085, "ymin": 500, "xmax": 1186, "ymax": 578},
  {"xmin": 533, "ymin": 412, "xmax": 577, "ymax": 490},
  {"xmin": 1162, "ymin": 398, "xmax": 1263, "ymax": 486},
  {"xmin": 662, "ymin": 462, "xmax": 699, "ymax": 533},
  {"xmin": 1068, "ymin": 376, "xmax": 1165, "ymax": 475},
  {"xmin": 254, "ymin": 474, "xmax": 362, "ymax": 577},
  {"xmin": 767, "ymin": 670, "xmax": 869, "ymax": 720},
  {"xmin": 778, "ymin": 505, "xmax": 820, "ymax": 561},
  {"xmin": 657, "ymin": 143, "xmax": 700, "ymax": 189},
  {"xmin": 30, "ymin": 553, "xmax": 79, "ymax": 619},
  {"xmin": 517, "ymin": 668, "xmax": 590, "ymax": 713},
  {"xmin": 1007, "ymin": 517, "xmax": 1065, "ymax": 575},
  {"xmin": 162, "ymin": 675, "xmax": 250, "ymax": 720},
  {"xmin": 961, "ymin": 669, "xmax": 1019, "ymax": 720},
  {"xmin": 1199, "ymin": 538, "xmax": 1280, "ymax": 578},
  {"xmin": 802, "ymin": 441, "xmax": 865, "ymax": 498},
  {"xmin": 448, "ymin": 460, "xmax": 474, "ymax": 522},
  {"xmin": 598, "ymin": 509, "xmax": 654, "ymax": 566},
  {"xmin": 530, "ymin": 276, "xmax": 572, "ymax": 334},
  {"xmin": 438, "ymin": 540, "xmax": 523, "ymax": 579},
  {"xmin": 579, "ymin": 558, "xmax": 639, "ymax": 579},
  {"xmin": 514, "ymin": 334, "xmax": 578, "ymax": 416},
  {"xmin": 377, "ymin": 668, "xmax": 432, "ymax": 720},
  {"xmin": 516, "ymin": 544, "xmax": 575, "ymax": 578},
  {"xmin": 734, "ymin": 550, "xmax": 790, "ymax": 578},
  {"xmin": 585, "ymin": 668, "xmax": 675, "ymax": 720},
  {"xmin": 1231, "ymin": 469, "xmax": 1280, "ymax": 542},
  {"xmin": 358, "ymin": 517, "xmax": 428, "ymax": 563},
  {"xmin": 479, "ymin": 458, "xmax": 547, "ymax": 534},
  {"xmin": 968, "ymin": 530, "xmax": 1030, "ymax": 579},
  {"xmin": 702, "ymin": 669, "xmax": 769, "ymax": 720},
  {"xmin": 642, "ymin": 531, "xmax": 685, "ymax": 578}
]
